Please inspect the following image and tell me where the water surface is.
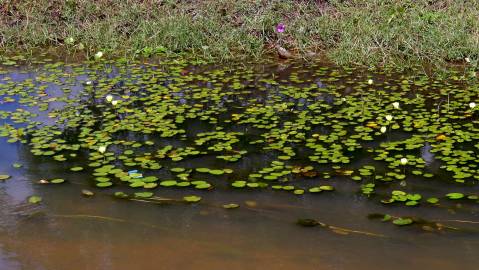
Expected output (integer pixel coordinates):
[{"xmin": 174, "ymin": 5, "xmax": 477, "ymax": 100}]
[{"xmin": 0, "ymin": 59, "xmax": 478, "ymax": 270}]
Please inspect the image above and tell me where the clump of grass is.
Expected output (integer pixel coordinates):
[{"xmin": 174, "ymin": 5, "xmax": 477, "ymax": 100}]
[
  {"xmin": 1, "ymin": 0, "xmax": 479, "ymax": 68},
  {"xmin": 321, "ymin": 0, "xmax": 479, "ymax": 67}
]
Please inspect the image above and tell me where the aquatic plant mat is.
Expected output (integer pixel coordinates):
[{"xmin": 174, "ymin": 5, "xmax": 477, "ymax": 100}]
[{"xmin": 1, "ymin": 57, "xmax": 479, "ymax": 234}]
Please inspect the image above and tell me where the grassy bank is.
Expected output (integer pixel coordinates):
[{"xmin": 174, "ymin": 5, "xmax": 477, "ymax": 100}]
[{"xmin": 1, "ymin": 0, "xmax": 479, "ymax": 68}]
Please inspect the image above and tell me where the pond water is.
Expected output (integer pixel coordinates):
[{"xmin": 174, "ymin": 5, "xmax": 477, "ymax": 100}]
[{"xmin": 0, "ymin": 58, "xmax": 478, "ymax": 270}]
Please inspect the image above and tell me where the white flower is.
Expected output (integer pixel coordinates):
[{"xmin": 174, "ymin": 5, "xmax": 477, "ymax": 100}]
[
  {"xmin": 111, "ymin": 100, "xmax": 118, "ymax": 106},
  {"xmin": 380, "ymin": 126, "xmax": 387, "ymax": 133},
  {"xmin": 469, "ymin": 102, "xmax": 476, "ymax": 109},
  {"xmin": 367, "ymin": 79, "xmax": 373, "ymax": 85},
  {"xmin": 106, "ymin": 95, "xmax": 113, "ymax": 102},
  {"xmin": 392, "ymin": 102, "xmax": 400, "ymax": 109},
  {"xmin": 98, "ymin": 146, "xmax": 107, "ymax": 154},
  {"xmin": 94, "ymin": 51, "xmax": 104, "ymax": 60},
  {"xmin": 400, "ymin": 158, "xmax": 408, "ymax": 165},
  {"xmin": 86, "ymin": 80, "xmax": 92, "ymax": 85},
  {"xmin": 465, "ymin": 57, "xmax": 471, "ymax": 63},
  {"xmin": 385, "ymin": 115, "xmax": 393, "ymax": 121}
]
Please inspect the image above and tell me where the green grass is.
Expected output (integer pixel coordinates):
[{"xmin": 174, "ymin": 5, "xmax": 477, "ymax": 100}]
[{"xmin": 1, "ymin": 0, "xmax": 479, "ymax": 68}]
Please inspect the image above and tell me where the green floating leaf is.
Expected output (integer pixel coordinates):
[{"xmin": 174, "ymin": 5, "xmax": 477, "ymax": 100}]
[
  {"xmin": 382, "ymin": 214, "xmax": 392, "ymax": 222},
  {"xmin": 12, "ymin": 163, "xmax": 22, "ymax": 168},
  {"xmin": 405, "ymin": 200, "xmax": 418, "ymax": 206},
  {"xmin": 183, "ymin": 195, "xmax": 201, "ymax": 203},
  {"xmin": 427, "ymin": 197, "xmax": 439, "ymax": 204},
  {"xmin": 223, "ymin": 203, "xmax": 239, "ymax": 209},
  {"xmin": 176, "ymin": 182, "xmax": 190, "ymax": 187},
  {"xmin": 392, "ymin": 218, "xmax": 413, "ymax": 226},
  {"xmin": 446, "ymin": 192, "xmax": 464, "ymax": 200},
  {"xmin": 231, "ymin": 181, "xmax": 246, "ymax": 188},
  {"xmin": 50, "ymin": 178, "xmax": 65, "ymax": 184},
  {"xmin": 406, "ymin": 194, "xmax": 421, "ymax": 201},
  {"xmin": 70, "ymin": 167, "xmax": 84, "ymax": 172},
  {"xmin": 114, "ymin": 191, "xmax": 129, "ymax": 198},
  {"xmin": 320, "ymin": 185, "xmax": 334, "ymax": 191},
  {"xmin": 129, "ymin": 181, "xmax": 145, "ymax": 188},
  {"xmin": 195, "ymin": 183, "xmax": 212, "ymax": 189},
  {"xmin": 209, "ymin": 169, "xmax": 224, "ymax": 175},
  {"xmin": 28, "ymin": 195, "xmax": 42, "ymax": 204},
  {"xmin": 0, "ymin": 174, "xmax": 11, "ymax": 180},
  {"xmin": 96, "ymin": 182, "xmax": 112, "ymax": 188},
  {"xmin": 195, "ymin": 168, "xmax": 210, "ymax": 173},
  {"xmin": 144, "ymin": 183, "xmax": 158, "ymax": 189},
  {"xmin": 134, "ymin": 192, "xmax": 153, "ymax": 198},
  {"xmin": 280, "ymin": 185, "xmax": 293, "ymax": 191},
  {"xmin": 309, "ymin": 187, "xmax": 322, "ymax": 193},
  {"xmin": 95, "ymin": 177, "xmax": 110, "ymax": 182},
  {"xmin": 246, "ymin": 182, "xmax": 259, "ymax": 188},
  {"xmin": 160, "ymin": 180, "xmax": 177, "ymax": 187}
]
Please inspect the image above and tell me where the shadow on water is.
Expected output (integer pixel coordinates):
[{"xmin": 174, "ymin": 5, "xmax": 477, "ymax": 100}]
[{"xmin": 0, "ymin": 60, "xmax": 478, "ymax": 270}]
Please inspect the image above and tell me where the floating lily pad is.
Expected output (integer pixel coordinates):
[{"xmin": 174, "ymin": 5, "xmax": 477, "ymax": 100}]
[
  {"xmin": 209, "ymin": 169, "xmax": 224, "ymax": 175},
  {"xmin": 144, "ymin": 183, "xmax": 158, "ymax": 189},
  {"xmin": 176, "ymin": 182, "xmax": 191, "ymax": 187},
  {"xmin": 446, "ymin": 193, "xmax": 464, "ymax": 200},
  {"xmin": 183, "ymin": 195, "xmax": 201, "ymax": 203},
  {"xmin": 223, "ymin": 203, "xmax": 239, "ymax": 209},
  {"xmin": 392, "ymin": 218, "xmax": 413, "ymax": 226},
  {"xmin": 134, "ymin": 192, "xmax": 153, "ymax": 198},
  {"xmin": 320, "ymin": 185, "xmax": 334, "ymax": 191},
  {"xmin": 309, "ymin": 187, "xmax": 323, "ymax": 193},
  {"xmin": 427, "ymin": 197, "xmax": 439, "ymax": 204},
  {"xmin": 196, "ymin": 168, "xmax": 210, "ymax": 173},
  {"xmin": 160, "ymin": 180, "xmax": 177, "ymax": 187},
  {"xmin": 232, "ymin": 181, "xmax": 246, "ymax": 188},
  {"xmin": 114, "ymin": 191, "xmax": 129, "ymax": 198},
  {"xmin": 96, "ymin": 182, "xmax": 113, "ymax": 188},
  {"xmin": 50, "ymin": 178, "xmax": 65, "ymax": 184},
  {"xmin": 28, "ymin": 195, "xmax": 42, "ymax": 204},
  {"xmin": 170, "ymin": 167, "xmax": 185, "ymax": 173}
]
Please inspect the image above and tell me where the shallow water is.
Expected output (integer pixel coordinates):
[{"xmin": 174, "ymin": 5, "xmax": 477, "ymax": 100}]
[{"xmin": 0, "ymin": 59, "xmax": 478, "ymax": 270}]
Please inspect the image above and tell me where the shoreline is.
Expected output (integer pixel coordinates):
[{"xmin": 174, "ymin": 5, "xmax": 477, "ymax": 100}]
[{"xmin": 1, "ymin": 1, "xmax": 478, "ymax": 70}]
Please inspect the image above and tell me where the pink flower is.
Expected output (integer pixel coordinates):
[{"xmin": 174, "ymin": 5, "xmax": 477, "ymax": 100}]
[{"xmin": 276, "ymin": 23, "xmax": 285, "ymax": 33}]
